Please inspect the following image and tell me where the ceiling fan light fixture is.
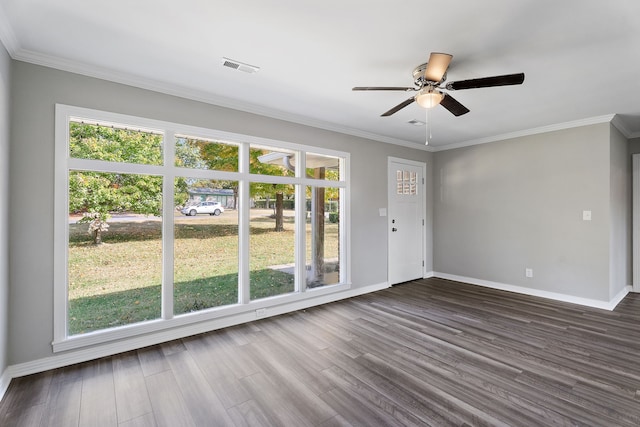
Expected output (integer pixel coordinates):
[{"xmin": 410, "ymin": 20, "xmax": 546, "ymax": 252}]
[{"xmin": 416, "ymin": 87, "xmax": 444, "ymax": 109}]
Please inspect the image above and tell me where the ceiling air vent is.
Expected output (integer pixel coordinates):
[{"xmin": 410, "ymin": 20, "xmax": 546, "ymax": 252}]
[{"xmin": 222, "ymin": 57, "xmax": 260, "ymax": 74}]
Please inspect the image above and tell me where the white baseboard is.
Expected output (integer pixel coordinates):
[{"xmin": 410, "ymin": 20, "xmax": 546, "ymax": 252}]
[
  {"xmin": 8, "ymin": 281, "xmax": 390, "ymax": 379},
  {"xmin": 0, "ymin": 367, "xmax": 10, "ymax": 402},
  {"xmin": 610, "ymin": 285, "xmax": 632, "ymax": 308},
  {"xmin": 434, "ymin": 272, "xmax": 629, "ymax": 311},
  {"xmin": 424, "ymin": 271, "xmax": 435, "ymax": 279}
]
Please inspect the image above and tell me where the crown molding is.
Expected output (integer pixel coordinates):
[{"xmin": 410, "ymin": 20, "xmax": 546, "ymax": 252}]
[
  {"xmin": 9, "ymin": 47, "xmax": 631, "ymax": 152},
  {"xmin": 12, "ymin": 48, "xmax": 430, "ymax": 152},
  {"xmin": 611, "ymin": 114, "xmax": 631, "ymax": 137},
  {"xmin": 610, "ymin": 114, "xmax": 640, "ymax": 139},
  {"xmin": 431, "ymin": 115, "xmax": 618, "ymax": 152}
]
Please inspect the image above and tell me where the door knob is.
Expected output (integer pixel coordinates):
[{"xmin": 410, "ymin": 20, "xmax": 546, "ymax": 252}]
[{"xmin": 392, "ymin": 227, "xmax": 397, "ymax": 232}]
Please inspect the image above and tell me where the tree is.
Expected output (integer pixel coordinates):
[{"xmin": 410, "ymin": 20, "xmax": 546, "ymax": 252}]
[
  {"xmin": 175, "ymin": 137, "xmax": 208, "ymax": 170},
  {"xmin": 189, "ymin": 140, "xmax": 295, "ymax": 231},
  {"xmin": 69, "ymin": 122, "xmax": 164, "ymax": 243},
  {"xmin": 247, "ymin": 149, "xmax": 295, "ymax": 232},
  {"xmin": 177, "ymin": 138, "xmax": 241, "ymax": 209}
]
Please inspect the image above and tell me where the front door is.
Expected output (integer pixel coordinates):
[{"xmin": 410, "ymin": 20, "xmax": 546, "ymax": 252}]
[{"xmin": 388, "ymin": 158, "xmax": 425, "ymax": 285}]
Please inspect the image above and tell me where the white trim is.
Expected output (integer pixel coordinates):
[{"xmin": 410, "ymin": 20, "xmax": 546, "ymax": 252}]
[
  {"xmin": 13, "ymin": 281, "xmax": 389, "ymax": 378},
  {"xmin": 14, "ymin": 49, "xmax": 422, "ymax": 150},
  {"xmin": 387, "ymin": 157, "xmax": 427, "ymax": 285},
  {"xmin": 341, "ymin": 156, "xmax": 352, "ymax": 285},
  {"xmin": 431, "ymin": 115, "xmax": 617, "ymax": 152},
  {"xmin": 53, "ymin": 104, "xmax": 352, "ymax": 352},
  {"xmin": 295, "ymin": 153, "xmax": 306, "ymax": 292},
  {"xmin": 434, "ymin": 272, "xmax": 630, "ymax": 311},
  {"xmin": 424, "ymin": 271, "xmax": 435, "ymax": 279},
  {"xmin": 238, "ymin": 143, "xmax": 250, "ymax": 305},
  {"xmin": 61, "ymin": 104, "xmax": 353, "ymax": 159},
  {"xmin": 162, "ymin": 131, "xmax": 176, "ymax": 319},
  {"xmin": 53, "ymin": 283, "xmax": 347, "ymax": 352},
  {"xmin": 610, "ymin": 285, "xmax": 632, "ymax": 308},
  {"xmin": 611, "ymin": 114, "xmax": 640, "ymax": 139},
  {"xmin": 633, "ymin": 154, "xmax": 640, "ymax": 292},
  {"xmin": 12, "ymin": 50, "xmax": 637, "ymax": 151},
  {"xmin": 7, "ymin": 48, "xmax": 638, "ymax": 151},
  {"xmin": 611, "ymin": 115, "xmax": 634, "ymax": 139},
  {"xmin": 53, "ymin": 105, "xmax": 70, "ymax": 343},
  {"xmin": 0, "ymin": 368, "xmax": 10, "ymax": 402}
]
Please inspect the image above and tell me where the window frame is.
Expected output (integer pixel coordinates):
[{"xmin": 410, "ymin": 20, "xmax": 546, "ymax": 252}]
[{"xmin": 53, "ymin": 104, "xmax": 350, "ymax": 352}]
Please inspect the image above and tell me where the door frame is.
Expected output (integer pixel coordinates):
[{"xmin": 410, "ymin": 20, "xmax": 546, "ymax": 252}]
[
  {"xmin": 387, "ymin": 156, "xmax": 427, "ymax": 285},
  {"xmin": 632, "ymin": 154, "xmax": 640, "ymax": 292}
]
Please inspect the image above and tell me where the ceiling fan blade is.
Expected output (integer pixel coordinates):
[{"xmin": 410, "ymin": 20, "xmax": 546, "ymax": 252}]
[
  {"xmin": 439, "ymin": 94, "xmax": 470, "ymax": 116},
  {"xmin": 424, "ymin": 52, "xmax": 452, "ymax": 82},
  {"xmin": 381, "ymin": 97, "xmax": 416, "ymax": 117},
  {"xmin": 352, "ymin": 86, "xmax": 416, "ymax": 91},
  {"xmin": 446, "ymin": 72, "xmax": 525, "ymax": 90}
]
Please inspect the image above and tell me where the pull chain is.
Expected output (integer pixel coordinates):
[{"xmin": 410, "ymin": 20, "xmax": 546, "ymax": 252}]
[{"xmin": 425, "ymin": 107, "xmax": 432, "ymax": 145}]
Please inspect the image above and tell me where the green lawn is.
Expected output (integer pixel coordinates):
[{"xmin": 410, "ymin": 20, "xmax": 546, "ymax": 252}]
[{"xmin": 68, "ymin": 210, "xmax": 338, "ymax": 335}]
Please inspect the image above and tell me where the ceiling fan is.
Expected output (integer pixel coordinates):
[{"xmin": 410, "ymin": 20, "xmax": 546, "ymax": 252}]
[{"xmin": 353, "ymin": 52, "xmax": 525, "ymax": 117}]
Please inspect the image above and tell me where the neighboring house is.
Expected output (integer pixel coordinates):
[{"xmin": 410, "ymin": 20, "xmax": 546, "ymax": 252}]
[{"xmin": 187, "ymin": 187, "xmax": 235, "ymax": 208}]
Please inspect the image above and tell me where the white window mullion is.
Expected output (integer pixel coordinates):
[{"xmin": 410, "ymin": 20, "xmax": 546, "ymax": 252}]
[
  {"xmin": 174, "ymin": 167, "xmax": 240, "ymax": 182},
  {"xmin": 295, "ymin": 152, "xmax": 306, "ymax": 292},
  {"xmin": 238, "ymin": 143, "xmax": 250, "ymax": 304},
  {"xmin": 341, "ymin": 156, "xmax": 351, "ymax": 285},
  {"xmin": 53, "ymin": 107, "xmax": 71, "ymax": 344},
  {"xmin": 161, "ymin": 131, "xmax": 176, "ymax": 319},
  {"xmin": 68, "ymin": 158, "xmax": 164, "ymax": 176}
]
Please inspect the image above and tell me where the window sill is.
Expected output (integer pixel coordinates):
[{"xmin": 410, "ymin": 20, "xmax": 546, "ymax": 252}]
[{"xmin": 52, "ymin": 282, "xmax": 351, "ymax": 353}]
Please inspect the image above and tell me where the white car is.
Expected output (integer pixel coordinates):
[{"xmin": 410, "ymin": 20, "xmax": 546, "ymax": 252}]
[{"xmin": 181, "ymin": 201, "xmax": 224, "ymax": 216}]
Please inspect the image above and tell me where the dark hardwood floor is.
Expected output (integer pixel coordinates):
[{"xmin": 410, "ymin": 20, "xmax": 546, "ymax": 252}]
[{"xmin": 2, "ymin": 277, "xmax": 640, "ymax": 426}]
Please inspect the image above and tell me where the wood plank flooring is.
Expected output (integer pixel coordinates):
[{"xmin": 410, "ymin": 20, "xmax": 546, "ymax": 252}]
[{"xmin": 2, "ymin": 277, "xmax": 640, "ymax": 426}]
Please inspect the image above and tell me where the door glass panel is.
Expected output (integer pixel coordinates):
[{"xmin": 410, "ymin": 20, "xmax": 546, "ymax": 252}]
[
  {"xmin": 396, "ymin": 169, "xmax": 417, "ymax": 195},
  {"xmin": 174, "ymin": 178, "xmax": 239, "ymax": 314}
]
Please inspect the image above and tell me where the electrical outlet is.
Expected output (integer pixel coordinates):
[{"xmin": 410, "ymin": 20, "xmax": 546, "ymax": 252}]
[
  {"xmin": 256, "ymin": 308, "xmax": 266, "ymax": 318},
  {"xmin": 525, "ymin": 268, "xmax": 533, "ymax": 278}
]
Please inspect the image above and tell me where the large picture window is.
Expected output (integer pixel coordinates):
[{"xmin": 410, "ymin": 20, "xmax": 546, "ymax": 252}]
[{"xmin": 54, "ymin": 105, "xmax": 349, "ymax": 351}]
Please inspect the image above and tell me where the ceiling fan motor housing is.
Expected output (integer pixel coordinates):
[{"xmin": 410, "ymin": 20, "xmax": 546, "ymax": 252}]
[{"xmin": 413, "ymin": 63, "xmax": 446, "ymax": 86}]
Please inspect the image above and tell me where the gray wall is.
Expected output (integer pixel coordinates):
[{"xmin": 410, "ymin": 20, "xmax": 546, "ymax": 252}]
[
  {"xmin": 8, "ymin": 61, "xmax": 433, "ymax": 365},
  {"xmin": 0, "ymin": 42, "xmax": 10, "ymax": 378},
  {"xmin": 433, "ymin": 123, "xmax": 617, "ymax": 301}
]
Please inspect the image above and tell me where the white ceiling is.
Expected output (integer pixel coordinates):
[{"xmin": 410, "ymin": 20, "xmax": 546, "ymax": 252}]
[{"xmin": 1, "ymin": 0, "xmax": 640, "ymax": 150}]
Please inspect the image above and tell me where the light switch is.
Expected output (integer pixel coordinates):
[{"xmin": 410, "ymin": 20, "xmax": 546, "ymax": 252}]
[
  {"xmin": 583, "ymin": 210, "xmax": 592, "ymax": 221},
  {"xmin": 379, "ymin": 208, "xmax": 387, "ymax": 217}
]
